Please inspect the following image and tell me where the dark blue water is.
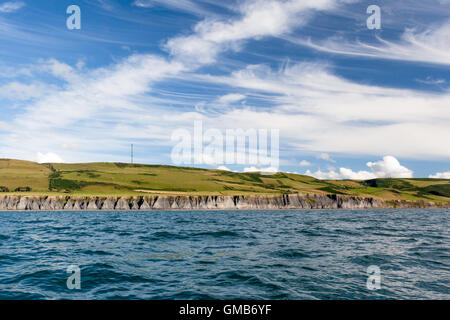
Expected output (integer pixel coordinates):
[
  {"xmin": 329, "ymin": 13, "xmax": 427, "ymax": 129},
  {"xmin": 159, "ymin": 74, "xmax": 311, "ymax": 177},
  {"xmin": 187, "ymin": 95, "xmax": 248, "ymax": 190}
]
[{"xmin": 0, "ymin": 209, "xmax": 448, "ymax": 300}]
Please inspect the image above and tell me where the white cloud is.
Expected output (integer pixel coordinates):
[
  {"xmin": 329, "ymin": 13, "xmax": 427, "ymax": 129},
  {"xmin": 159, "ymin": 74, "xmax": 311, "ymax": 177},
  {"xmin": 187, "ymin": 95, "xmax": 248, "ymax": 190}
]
[
  {"xmin": 305, "ymin": 169, "xmax": 338, "ymax": 180},
  {"xmin": 0, "ymin": 0, "xmax": 371, "ymax": 165},
  {"xmin": 1, "ymin": 0, "xmax": 450, "ymax": 171},
  {"xmin": 415, "ymin": 77, "xmax": 446, "ymax": 85},
  {"xmin": 0, "ymin": 1, "xmax": 24, "ymax": 13},
  {"xmin": 428, "ymin": 171, "xmax": 450, "ymax": 179},
  {"xmin": 217, "ymin": 93, "xmax": 246, "ymax": 105},
  {"xmin": 0, "ymin": 82, "xmax": 53, "ymax": 101},
  {"xmin": 243, "ymin": 166, "xmax": 278, "ymax": 173},
  {"xmin": 19, "ymin": 55, "xmax": 184, "ymax": 128},
  {"xmin": 300, "ymin": 21, "xmax": 450, "ymax": 66},
  {"xmin": 367, "ymin": 156, "xmax": 413, "ymax": 178},
  {"xmin": 39, "ymin": 59, "xmax": 80, "ymax": 83},
  {"xmin": 133, "ymin": 0, "xmax": 211, "ymax": 16},
  {"xmin": 305, "ymin": 156, "xmax": 413, "ymax": 180},
  {"xmin": 0, "ymin": 55, "xmax": 187, "ymax": 162},
  {"xmin": 37, "ymin": 152, "xmax": 63, "ymax": 163},
  {"xmin": 299, "ymin": 160, "xmax": 311, "ymax": 166},
  {"xmin": 199, "ymin": 62, "xmax": 450, "ymax": 159},
  {"xmin": 217, "ymin": 165, "xmax": 231, "ymax": 171},
  {"xmin": 194, "ymin": 93, "xmax": 247, "ymax": 115},
  {"xmin": 305, "ymin": 168, "xmax": 375, "ymax": 180},
  {"xmin": 165, "ymin": 0, "xmax": 341, "ymax": 64},
  {"xmin": 317, "ymin": 153, "xmax": 335, "ymax": 162},
  {"xmin": 6, "ymin": 56, "xmax": 442, "ymax": 165}
]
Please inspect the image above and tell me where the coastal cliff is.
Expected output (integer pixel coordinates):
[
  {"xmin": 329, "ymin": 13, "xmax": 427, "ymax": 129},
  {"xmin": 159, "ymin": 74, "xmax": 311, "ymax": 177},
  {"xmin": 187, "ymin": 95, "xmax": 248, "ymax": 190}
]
[{"xmin": 0, "ymin": 194, "xmax": 447, "ymax": 211}]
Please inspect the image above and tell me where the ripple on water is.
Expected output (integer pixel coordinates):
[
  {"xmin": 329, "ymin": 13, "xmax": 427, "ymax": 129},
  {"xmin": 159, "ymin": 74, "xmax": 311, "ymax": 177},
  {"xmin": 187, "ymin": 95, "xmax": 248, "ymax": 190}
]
[
  {"xmin": 0, "ymin": 209, "xmax": 448, "ymax": 299},
  {"xmin": 191, "ymin": 230, "xmax": 241, "ymax": 238},
  {"xmin": 271, "ymin": 248, "xmax": 311, "ymax": 259},
  {"xmin": 148, "ymin": 231, "xmax": 187, "ymax": 240}
]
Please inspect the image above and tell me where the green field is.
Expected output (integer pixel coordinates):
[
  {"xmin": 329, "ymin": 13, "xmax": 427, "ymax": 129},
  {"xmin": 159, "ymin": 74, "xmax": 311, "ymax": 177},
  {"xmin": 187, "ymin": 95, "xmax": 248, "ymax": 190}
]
[{"xmin": 0, "ymin": 159, "xmax": 449, "ymax": 203}]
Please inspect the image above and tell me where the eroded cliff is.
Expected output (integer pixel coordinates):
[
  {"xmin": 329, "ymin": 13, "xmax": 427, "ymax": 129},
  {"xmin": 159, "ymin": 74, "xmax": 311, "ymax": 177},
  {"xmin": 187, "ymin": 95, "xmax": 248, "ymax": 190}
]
[{"xmin": 0, "ymin": 194, "xmax": 447, "ymax": 211}]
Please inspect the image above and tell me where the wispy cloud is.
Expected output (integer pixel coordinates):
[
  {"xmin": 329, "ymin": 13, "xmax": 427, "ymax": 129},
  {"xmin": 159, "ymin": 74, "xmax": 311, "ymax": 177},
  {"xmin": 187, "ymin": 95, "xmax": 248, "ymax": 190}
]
[
  {"xmin": 415, "ymin": 76, "xmax": 446, "ymax": 85},
  {"xmin": 317, "ymin": 153, "xmax": 335, "ymax": 163},
  {"xmin": 0, "ymin": 81, "xmax": 54, "ymax": 101},
  {"xmin": 1, "ymin": 0, "xmax": 449, "ymax": 178},
  {"xmin": 216, "ymin": 93, "xmax": 246, "ymax": 105},
  {"xmin": 165, "ymin": 0, "xmax": 342, "ymax": 65},
  {"xmin": 0, "ymin": 1, "xmax": 24, "ymax": 13},
  {"xmin": 133, "ymin": 0, "xmax": 213, "ymax": 16},
  {"xmin": 194, "ymin": 62, "xmax": 450, "ymax": 159},
  {"xmin": 297, "ymin": 21, "xmax": 450, "ymax": 66},
  {"xmin": 5, "ymin": 56, "xmax": 449, "ymax": 164},
  {"xmin": 299, "ymin": 160, "xmax": 311, "ymax": 167},
  {"xmin": 195, "ymin": 93, "xmax": 247, "ymax": 115},
  {"xmin": 0, "ymin": 55, "xmax": 186, "ymax": 162}
]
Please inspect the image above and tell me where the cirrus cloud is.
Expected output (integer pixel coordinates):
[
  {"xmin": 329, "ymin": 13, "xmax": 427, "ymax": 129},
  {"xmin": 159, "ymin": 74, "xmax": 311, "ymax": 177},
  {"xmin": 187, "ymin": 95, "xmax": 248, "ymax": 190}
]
[
  {"xmin": 165, "ymin": 0, "xmax": 343, "ymax": 65},
  {"xmin": 300, "ymin": 20, "xmax": 450, "ymax": 66},
  {"xmin": 0, "ymin": 1, "xmax": 24, "ymax": 13}
]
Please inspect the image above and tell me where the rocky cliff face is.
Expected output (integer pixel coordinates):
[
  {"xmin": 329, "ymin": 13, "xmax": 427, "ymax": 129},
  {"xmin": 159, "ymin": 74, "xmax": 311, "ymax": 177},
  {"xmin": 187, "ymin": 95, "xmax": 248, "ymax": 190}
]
[{"xmin": 0, "ymin": 194, "xmax": 446, "ymax": 211}]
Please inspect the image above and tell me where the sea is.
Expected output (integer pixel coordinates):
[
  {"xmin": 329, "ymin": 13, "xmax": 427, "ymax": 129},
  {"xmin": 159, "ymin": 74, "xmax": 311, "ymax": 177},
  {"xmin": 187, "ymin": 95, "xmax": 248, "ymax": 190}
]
[{"xmin": 0, "ymin": 209, "xmax": 448, "ymax": 299}]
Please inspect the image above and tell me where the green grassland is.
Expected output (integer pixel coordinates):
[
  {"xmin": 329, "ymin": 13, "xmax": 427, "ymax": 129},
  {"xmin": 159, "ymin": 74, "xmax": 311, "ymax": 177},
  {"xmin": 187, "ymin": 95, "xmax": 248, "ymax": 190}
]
[{"xmin": 0, "ymin": 159, "xmax": 449, "ymax": 203}]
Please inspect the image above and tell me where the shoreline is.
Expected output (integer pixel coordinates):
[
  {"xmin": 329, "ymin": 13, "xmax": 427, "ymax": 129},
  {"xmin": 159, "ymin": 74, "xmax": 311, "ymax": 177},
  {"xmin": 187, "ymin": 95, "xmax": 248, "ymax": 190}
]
[
  {"xmin": 1, "ymin": 194, "xmax": 448, "ymax": 211},
  {"xmin": 1, "ymin": 207, "xmax": 448, "ymax": 212}
]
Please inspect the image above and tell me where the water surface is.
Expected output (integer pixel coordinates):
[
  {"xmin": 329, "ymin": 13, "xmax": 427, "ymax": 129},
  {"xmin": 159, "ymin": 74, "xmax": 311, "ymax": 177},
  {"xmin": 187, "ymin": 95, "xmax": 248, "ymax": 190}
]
[{"xmin": 0, "ymin": 209, "xmax": 448, "ymax": 299}]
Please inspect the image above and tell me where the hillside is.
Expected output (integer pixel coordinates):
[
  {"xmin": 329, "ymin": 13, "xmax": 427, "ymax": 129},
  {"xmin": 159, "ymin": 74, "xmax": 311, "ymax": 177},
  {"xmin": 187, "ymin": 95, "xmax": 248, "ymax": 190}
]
[{"xmin": 0, "ymin": 159, "xmax": 449, "ymax": 203}]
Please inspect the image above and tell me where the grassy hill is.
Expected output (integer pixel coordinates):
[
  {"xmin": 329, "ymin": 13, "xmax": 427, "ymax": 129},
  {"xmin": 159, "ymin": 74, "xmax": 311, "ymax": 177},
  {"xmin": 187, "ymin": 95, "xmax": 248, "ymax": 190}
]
[{"xmin": 0, "ymin": 159, "xmax": 449, "ymax": 203}]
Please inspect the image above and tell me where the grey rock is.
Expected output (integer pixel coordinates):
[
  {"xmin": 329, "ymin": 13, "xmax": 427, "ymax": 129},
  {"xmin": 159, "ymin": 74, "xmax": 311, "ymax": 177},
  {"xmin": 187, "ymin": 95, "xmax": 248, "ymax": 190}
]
[
  {"xmin": 100, "ymin": 199, "xmax": 115, "ymax": 210},
  {"xmin": 139, "ymin": 199, "xmax": 151, "ymax": 210},
  {"xmin": 64, "ymin": 200, "xmax": 74, "ymax": 210},
  {"xmin": 86, "ymin": 200, "xmax": 98, "ymax": 210},
  {"xmin": 0, "ymin": 194, "xmax": 447, "ymax": 211},
  {"xmin": 115, "ymin": 198, "xmax": 130, "ymax": 210}
]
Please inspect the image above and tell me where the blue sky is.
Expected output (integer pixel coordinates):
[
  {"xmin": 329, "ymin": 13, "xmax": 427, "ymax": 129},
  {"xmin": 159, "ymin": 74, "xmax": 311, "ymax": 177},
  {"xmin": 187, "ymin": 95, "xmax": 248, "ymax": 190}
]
[{"xmin": 0, "ymin": 0, "xmax": 449, "ymax": 179}]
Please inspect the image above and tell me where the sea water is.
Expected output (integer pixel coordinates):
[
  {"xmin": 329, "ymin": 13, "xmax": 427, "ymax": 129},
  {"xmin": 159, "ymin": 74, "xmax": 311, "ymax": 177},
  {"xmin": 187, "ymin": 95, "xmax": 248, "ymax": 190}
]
[{"xmin": 0, "ymin": 209, "xmax": 448, "ymax": 299}]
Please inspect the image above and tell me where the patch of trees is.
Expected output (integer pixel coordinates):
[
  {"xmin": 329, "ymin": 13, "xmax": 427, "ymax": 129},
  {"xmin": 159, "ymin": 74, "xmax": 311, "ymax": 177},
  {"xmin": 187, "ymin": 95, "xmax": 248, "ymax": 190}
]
[{"xmin": 15, "ymin": 187, "xmax": 32, "ymax": 192}]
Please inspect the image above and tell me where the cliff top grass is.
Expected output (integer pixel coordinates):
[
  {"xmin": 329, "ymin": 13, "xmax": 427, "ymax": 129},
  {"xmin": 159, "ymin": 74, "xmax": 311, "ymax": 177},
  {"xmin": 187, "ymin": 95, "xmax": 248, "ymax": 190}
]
[{"xmin": 0, "ymin": 159, "xmax": 449, "ymax": 203}]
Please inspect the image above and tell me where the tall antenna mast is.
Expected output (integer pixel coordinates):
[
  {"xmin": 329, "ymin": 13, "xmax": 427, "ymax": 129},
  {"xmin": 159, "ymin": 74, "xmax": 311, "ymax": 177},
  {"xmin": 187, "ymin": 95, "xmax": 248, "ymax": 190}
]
[{"xmin": 131, "ymin": 144, "xmax": 133, "ymax": 164}]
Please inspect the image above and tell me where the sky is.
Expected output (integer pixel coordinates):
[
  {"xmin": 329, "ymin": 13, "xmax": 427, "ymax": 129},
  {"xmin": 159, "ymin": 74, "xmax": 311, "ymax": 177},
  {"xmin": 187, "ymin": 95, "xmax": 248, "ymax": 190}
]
[{"xmin": 0, "ymin": 0, "xmax": 449, "ymax": 179}]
